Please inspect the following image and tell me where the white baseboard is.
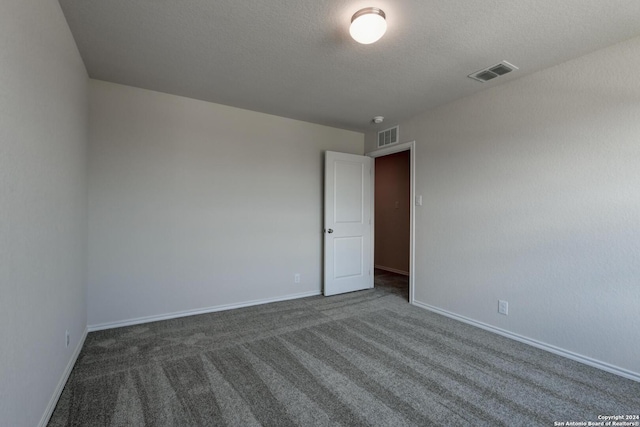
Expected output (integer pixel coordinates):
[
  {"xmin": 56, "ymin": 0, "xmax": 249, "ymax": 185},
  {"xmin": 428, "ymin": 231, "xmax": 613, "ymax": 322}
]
[
  {"xmin": 88, "ymin": 290, "xmax": 321, "ymax": 332},
  {"xmin": 374, "ymin": 265, "xmax": 409, "ymax": 276},
  {"xmin": 412, "ymin": 300, "xmax": 640, "ymax": 383},
  {"xmin": 39, "ymin": 327, "xmax": 88, "ymax": 427}
]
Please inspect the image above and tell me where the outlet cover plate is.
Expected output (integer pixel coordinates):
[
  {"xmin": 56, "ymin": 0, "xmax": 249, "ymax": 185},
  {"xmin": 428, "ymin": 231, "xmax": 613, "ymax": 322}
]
[{"xmin": 498, "ymin": 300, "xmax": 508, "ymax": 315}]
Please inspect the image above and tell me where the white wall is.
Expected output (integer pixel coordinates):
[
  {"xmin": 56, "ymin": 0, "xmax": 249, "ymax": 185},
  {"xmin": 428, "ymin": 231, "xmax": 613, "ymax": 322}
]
[
  {"xmin": 88, "ymin": 80, "xmax": 363, "ymax": 327},
  {"xmin": 0, "ymin": 1, "xmax": 88, "ymax": 426},
  {"xmin": 366, "ymin": 36, "xmax": 640, "ymax": 377}
]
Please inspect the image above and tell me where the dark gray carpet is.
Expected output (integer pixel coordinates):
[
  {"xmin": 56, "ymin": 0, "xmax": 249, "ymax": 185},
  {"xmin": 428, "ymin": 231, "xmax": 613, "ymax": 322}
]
[{"xmin": 49, "ymin": 275, "xmax": 640, "ymax": 426}]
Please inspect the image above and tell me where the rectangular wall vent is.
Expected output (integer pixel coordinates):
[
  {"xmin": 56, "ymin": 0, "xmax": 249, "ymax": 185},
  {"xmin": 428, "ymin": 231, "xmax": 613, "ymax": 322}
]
[
  {"xmin": 469, "ymin": 61, "xmax": 518, "ymax": 83},
  {"xmin": 378, "ymin": 125, "xmax": 399, "ymax": 148}
]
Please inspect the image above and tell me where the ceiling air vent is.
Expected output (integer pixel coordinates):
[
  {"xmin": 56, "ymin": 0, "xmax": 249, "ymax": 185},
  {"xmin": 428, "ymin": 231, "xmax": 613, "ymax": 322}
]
[
  {"xmin": 469, "ymin": 61, "xmax": 518, "ymax": 83},
  {"xmin": 378, "ymin": 125, "xmax": 399, "ymax": 148}
]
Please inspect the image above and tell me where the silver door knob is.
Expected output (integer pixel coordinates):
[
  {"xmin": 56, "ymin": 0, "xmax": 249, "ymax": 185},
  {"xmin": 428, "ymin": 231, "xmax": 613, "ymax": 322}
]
[{"xmin": 327, "ymin": 229, "xmax": 334, "ymax": 234}]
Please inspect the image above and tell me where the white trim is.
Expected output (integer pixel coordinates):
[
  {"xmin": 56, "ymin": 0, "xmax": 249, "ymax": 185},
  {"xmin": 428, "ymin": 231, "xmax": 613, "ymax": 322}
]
[
  {"xmin": 375, "ymin": 265, "xmax": 409, "ymax": 276},
  {"xmin": 367, "ymin": 140, "xmax": 416, "ymax": 304},
  {"xmin": 88, "ymin": 290, "xmax": 321, "ymax": 332},
  {"xmin": 369, "ymin": 158, "xmax": 376, "ymax": 289},
  {"xmin": 39, "ymin": 327, "xmax": 88, "ymax": 427},
  {"xmin": 412, "ymin": 300, "xmax": 640, "ymax": 383}
]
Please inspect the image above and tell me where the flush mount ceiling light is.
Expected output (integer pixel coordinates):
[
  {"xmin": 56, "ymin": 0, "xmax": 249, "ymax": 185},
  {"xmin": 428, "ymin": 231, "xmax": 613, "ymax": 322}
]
[{"xmin": 349, "ymin": 7, "xmax": 387, "ymax": 44}]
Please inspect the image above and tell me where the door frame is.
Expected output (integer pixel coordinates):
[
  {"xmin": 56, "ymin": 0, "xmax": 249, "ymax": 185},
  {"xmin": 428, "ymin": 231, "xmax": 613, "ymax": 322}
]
[{"xmin": 366, "ymin": 141, "xmax": 416, "ymax": 304}]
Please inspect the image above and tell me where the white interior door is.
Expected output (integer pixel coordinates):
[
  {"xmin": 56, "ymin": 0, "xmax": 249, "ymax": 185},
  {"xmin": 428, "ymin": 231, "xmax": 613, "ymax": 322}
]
[{"xmin": 324, "ymin": 151, "xmax": 373, "ymax": 296}]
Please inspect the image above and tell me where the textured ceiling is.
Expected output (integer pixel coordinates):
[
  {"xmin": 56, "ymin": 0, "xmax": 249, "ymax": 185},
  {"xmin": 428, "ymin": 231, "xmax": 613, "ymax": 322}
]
[{"xmin": 58, "ymin": 0, "xmax": 640, "ymax": 132}]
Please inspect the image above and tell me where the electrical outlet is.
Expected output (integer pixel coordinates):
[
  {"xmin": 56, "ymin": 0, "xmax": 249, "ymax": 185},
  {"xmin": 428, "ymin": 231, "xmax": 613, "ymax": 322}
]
[
  {"xmin": 65, "ymin": 330, "xmax": 70, "ymax": 348},
  {"xmin": 498, "ymin": 300, "xmax": 508, "ymax": 315},
  {"xmin": 294, "ymin": 273, "xmax": 300, "ymax": 284}
]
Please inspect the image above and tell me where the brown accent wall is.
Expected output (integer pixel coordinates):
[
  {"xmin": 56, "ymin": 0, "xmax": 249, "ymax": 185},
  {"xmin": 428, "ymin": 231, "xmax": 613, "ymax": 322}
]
[{"xmin": 374, "ymin": 150, "xmax": 410, "ymax": 274}]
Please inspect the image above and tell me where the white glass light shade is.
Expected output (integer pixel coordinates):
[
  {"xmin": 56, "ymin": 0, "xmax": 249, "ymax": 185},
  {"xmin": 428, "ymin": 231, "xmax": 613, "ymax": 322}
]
[{"xmin": 349, "ymin": 8, "xmax": 387, "ymax": 44}]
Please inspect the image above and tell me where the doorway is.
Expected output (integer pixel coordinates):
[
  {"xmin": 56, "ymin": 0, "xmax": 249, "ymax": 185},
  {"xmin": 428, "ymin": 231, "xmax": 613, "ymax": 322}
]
[
  {"xmin": 369, "ymin": 141, "xmax": 415, "ymax": 303},
  {"xmin": 323, "ymin": 142, "xmax": 415, "ymax": 301}
]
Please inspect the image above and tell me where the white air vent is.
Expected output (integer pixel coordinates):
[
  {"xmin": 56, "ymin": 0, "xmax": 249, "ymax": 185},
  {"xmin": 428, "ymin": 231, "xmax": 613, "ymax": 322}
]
[
  {"xmin": 378, "ymin": 125, "xmax": 399, "ymax": 148},
  {"xmin": 469, "ymin": 61, "xmax": 518, "ymax": 82}
]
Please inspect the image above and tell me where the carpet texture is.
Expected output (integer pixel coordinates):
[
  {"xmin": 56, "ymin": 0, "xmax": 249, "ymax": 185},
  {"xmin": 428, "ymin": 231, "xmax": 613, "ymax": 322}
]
[{"xmin": 49, "ymin": 274, "xmax": 640, "ymax": 426}]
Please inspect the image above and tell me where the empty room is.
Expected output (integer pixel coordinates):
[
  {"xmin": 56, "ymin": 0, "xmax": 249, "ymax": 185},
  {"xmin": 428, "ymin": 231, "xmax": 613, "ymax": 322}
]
[{"xmin": 2, "ymin": 0, "xmax": 640, "ymax": 426}]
